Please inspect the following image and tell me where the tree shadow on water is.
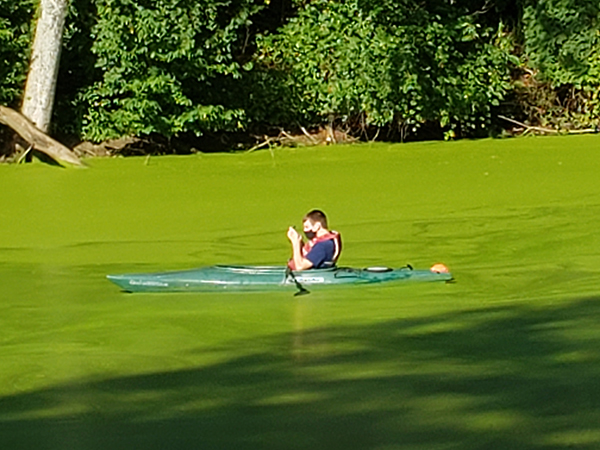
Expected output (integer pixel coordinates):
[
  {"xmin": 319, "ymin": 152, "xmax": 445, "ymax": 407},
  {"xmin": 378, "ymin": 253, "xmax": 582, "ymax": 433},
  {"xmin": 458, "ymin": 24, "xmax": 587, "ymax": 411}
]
[{"xmin": 1, "ymin": 297, "xmax": 600, "ymax": 449}]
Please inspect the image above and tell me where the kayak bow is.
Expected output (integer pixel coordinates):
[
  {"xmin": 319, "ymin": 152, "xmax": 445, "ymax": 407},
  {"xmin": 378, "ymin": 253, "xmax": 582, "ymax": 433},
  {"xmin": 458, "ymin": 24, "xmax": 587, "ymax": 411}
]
[{"xmin": 107, "ymin": 264, "xmax": 453, "ymax": 293}]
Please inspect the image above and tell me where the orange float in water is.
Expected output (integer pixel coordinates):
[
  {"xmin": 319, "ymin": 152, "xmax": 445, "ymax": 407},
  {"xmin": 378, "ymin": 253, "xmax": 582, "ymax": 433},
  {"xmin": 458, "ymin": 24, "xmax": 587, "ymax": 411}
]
[{"xmin": 430, "ymin": 263, "xmax": 449, "ymax": 273}]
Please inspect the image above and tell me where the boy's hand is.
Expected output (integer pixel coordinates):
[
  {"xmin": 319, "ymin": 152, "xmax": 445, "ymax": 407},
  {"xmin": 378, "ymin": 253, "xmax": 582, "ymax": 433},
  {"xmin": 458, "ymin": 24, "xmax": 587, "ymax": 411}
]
[{"xmin": 287, "ymin": 226, "xmax": 302, "ymax": 243}]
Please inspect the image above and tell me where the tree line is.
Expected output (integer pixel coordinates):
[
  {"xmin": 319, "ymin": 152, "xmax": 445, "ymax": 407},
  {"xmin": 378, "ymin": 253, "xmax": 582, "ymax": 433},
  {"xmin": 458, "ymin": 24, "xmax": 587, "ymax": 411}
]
[{"xmin": 1, "ymin": 0, "xmax": 599, "ymax": 154}]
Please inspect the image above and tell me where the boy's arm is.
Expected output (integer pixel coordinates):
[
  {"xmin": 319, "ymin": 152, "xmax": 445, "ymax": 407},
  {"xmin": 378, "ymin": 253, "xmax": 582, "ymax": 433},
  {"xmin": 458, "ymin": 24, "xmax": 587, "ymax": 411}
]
[{"xmin": 287, "ymin": 227, "xmax": 313, "ymax": 270}]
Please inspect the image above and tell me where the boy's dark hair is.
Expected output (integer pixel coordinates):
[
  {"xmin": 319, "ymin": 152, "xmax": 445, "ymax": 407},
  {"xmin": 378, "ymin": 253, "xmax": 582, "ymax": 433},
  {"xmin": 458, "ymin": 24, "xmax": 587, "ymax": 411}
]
[{"xmin": 304, "ymin": 209, "xmax": 328, "ymax": 228}]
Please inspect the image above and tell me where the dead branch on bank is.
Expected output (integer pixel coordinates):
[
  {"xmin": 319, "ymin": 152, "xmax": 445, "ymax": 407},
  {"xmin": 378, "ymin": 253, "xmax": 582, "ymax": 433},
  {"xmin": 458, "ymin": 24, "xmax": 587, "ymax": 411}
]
[
  {"xmin": 247, "ymin": 126, "xmax": 356, "ymax": 153},
  {"xmin": 0, "ymin": 105, "xmax": 84, "ymax": 166},
  {"xmin": 498, "ymin": 115, "xmax": 598, "ymax": 136}
]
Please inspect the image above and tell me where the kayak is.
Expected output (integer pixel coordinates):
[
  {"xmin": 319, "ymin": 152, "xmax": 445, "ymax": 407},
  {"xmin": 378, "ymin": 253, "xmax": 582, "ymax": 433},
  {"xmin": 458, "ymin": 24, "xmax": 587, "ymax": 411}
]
[{"xmin": 107, "ymin": 264, "xmax": 453, "ymax": 293}]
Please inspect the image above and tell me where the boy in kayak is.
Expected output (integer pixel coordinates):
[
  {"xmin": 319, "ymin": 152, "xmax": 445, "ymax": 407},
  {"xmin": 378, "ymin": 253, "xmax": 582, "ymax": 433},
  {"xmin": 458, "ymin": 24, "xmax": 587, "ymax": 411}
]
[{"xmin": 287, "ymin": 209, "xmax": 342, "ymax": 270}]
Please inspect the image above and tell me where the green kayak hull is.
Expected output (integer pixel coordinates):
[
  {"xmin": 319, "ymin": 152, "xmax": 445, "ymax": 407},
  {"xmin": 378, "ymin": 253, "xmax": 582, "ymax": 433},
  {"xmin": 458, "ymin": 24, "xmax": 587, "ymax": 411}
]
[{"xmin": 107, "ymin": 265, "xmax": 453, "ymax": 293}]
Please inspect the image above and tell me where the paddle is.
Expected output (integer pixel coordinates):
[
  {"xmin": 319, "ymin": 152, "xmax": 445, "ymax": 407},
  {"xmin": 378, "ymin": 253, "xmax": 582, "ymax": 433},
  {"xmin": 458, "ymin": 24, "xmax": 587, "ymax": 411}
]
[{"xmin": 285, "ymin": 266, "xmax": 310, "ymax": 296}]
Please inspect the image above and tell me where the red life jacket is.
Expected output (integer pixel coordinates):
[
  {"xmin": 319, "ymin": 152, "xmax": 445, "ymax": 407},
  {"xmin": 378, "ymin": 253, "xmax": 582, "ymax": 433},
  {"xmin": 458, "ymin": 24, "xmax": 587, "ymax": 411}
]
[{"xmin": 289, "ymin": 231, "xmax": 342, "ymax": 270}]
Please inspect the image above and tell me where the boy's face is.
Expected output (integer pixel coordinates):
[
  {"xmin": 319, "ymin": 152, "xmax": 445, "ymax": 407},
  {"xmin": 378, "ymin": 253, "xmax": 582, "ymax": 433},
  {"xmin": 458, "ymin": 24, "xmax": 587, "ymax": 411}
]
[{"xmin": 303, "ymin": 219, "xmax": 319, "ymax": 233}]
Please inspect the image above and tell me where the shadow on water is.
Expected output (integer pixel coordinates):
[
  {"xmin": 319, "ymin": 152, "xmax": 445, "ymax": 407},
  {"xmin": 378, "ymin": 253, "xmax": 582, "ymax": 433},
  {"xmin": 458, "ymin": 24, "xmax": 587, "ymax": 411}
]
[{"xmin": 1, "ymin": 296, "xmax": 600, "ymax": 449}]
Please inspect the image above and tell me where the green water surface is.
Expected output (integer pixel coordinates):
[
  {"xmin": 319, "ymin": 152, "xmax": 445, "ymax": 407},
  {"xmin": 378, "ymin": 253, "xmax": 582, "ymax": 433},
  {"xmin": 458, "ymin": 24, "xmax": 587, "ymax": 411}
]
[{"xmin": 1, "ymin": 136, "xmax": 600, "ymax": 449}]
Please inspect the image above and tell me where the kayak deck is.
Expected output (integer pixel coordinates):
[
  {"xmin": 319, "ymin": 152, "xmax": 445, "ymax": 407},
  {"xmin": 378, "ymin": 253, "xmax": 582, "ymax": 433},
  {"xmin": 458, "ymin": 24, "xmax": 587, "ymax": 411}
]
[{"xmin": 107, "ymin": 264, "xmax": 453, "ymax": 293}]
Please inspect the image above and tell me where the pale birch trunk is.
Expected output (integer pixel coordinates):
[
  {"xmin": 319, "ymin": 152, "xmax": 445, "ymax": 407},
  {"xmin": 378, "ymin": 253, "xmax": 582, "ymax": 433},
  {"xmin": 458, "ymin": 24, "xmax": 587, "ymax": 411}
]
[{"xmin": 21, "ymin": 0, "xmax": 69, "ymax": 133}]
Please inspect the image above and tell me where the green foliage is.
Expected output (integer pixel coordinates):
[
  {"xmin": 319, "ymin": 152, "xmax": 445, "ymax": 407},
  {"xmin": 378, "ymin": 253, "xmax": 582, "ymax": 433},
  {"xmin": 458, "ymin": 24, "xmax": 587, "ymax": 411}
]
[
  {"xmin": 254, "ymin": 0, "xmax": 517, "ymax": 138},
  {"xmin": 519, "ymin": 0, "xmax": 600, "ymax": 127},
  {"xmin": 0, "ymin": 0, "xmax": 34, "ymax": 107},
  {"xmin": 253, "ymin": 1, "xmax": 387, "ymax": 126},
  {"xmin": 523, "ymin": 0, "xmax": 600, "ymax": 87},
  {"xmin": 6, "ymin": 0, "xmax": 600, "ymax": 144},
  {"xmin": 78, "ymin": 0, "xmax": 266, "ymax": 142}
]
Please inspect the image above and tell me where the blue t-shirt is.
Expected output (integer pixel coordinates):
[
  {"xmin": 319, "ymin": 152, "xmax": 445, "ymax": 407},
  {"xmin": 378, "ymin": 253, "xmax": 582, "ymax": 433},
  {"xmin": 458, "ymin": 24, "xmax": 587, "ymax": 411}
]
[{"xmin": 306, "ymin": 239, "xmax": 335, "ymax": 268}]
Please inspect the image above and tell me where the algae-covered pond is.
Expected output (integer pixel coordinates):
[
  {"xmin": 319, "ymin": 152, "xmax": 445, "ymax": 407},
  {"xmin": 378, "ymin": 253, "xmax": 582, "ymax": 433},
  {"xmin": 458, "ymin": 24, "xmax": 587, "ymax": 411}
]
[{"xmin": 1, "ymin": 136, "xmax": 600, "ymax": 449}]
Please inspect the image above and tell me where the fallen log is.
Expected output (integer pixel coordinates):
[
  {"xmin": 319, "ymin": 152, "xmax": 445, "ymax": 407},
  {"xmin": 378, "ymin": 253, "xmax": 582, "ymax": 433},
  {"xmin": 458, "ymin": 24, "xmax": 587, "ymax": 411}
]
[{"xmin": 0, "ymin": 105, "xmax": 84, "ymax": 166}]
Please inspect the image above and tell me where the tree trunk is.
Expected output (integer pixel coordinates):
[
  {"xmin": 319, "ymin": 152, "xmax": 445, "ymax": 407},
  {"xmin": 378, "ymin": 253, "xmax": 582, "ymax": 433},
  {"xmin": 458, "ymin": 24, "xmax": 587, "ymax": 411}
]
[{"xmin": 21, "ymin": 0, "xmax": 69, "ymax": 133}]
